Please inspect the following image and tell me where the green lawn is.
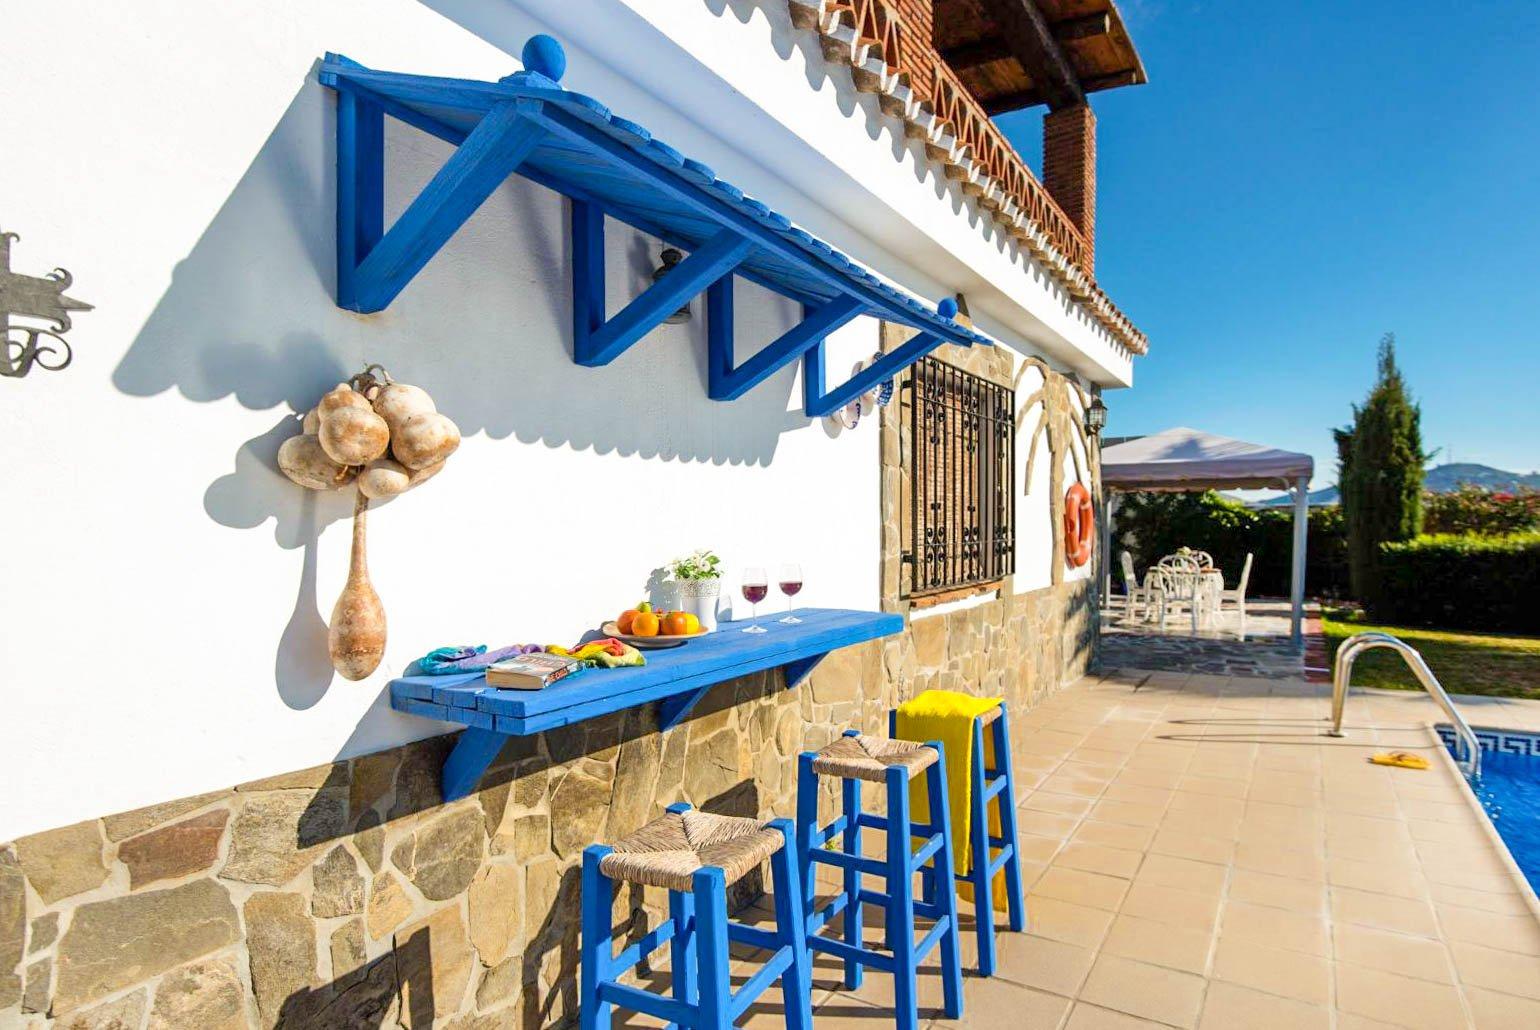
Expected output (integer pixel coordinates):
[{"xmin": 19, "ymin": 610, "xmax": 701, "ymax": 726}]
[{"xmin": 1321, "ymin": 607, "xmax": 1540, "ymax": 700}]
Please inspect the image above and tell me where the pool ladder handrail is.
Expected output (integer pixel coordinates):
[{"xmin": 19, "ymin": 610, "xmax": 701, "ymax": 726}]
[{"xmin": 1329, "ymin": 631, "xmax": 1481, "ymax": 777}]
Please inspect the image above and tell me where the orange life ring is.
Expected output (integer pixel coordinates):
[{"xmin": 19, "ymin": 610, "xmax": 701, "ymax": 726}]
[{"xmin": 1064, "ymin": 483, "xmax": 1094, "ymax": 568}]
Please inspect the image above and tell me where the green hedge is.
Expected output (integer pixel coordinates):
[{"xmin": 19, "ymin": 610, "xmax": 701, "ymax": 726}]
[
  {"xmin": 1113, "ymin": 491, "xmax": 1350, "ymax": 599},
  {"xmin": 1375, "ymin": 533, "xmax": 1540, "ymax": 633}
]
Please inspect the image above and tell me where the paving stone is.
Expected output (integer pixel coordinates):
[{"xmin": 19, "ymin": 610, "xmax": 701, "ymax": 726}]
[
  {"xmin": 0, "ymin": 849, "xmax": 23, "ymax": 1009},
  {"xmin": 329, "ymin": 918, "xmax": 367, "ymax": 984},
  {"xmin": 475, "ymin": 956, "xmax": 522, "ymax": 1010},
  {"xmin": 367, "ymin": 872, "xmax": 413, "ymax": 941},
  {"xmin": 14, "ymin": 820, "xmax": 108, "ymax": 904},
  {"xmin": 102, "ymin": 791, "xmax": 229, "ymax": 842},
  {"xmin": 53, "ymin": 880, "xmax": 238, "ymax": 1014},
  {"xmin": 22, "ymin": 956, "xmax": 49, "ymax": 1013},
  {"xmin": 221, "ymin": 788, "xmax": 347, "ymax": 886},
  {"xmin": 353, "ymin": 809, "xmax": 385, "ymax": 872},
  {"xmin": 609, "ymin": 732, "xmax": 662, "ymax": 840},
  {"xmin": 117, "ymin": 809, "xmax": 228, "ymax": 889},
  {"xmin": 28, "ymin": 912, "xmax": 57, "ymax": 954},
  {"xmin": 468, "ymin": 864, "xmax": 525, "ymax": 966},
  {"xmin": 349, "ymin": 750, "xmax": 399, "ymax": 818},
  {"xmin": 392, "ymin": 806, "xmax": 485, "ymax": 901},
  {"xmin": 54, "ymin": 989, "xmax": 146, "ymax": 1030},
  {"xmin": 311, "ymin": 845, "xmax": 364, "ymax": 917},
  {"xmin": 549, "ymin": 768, "xmax": 612, "ymax": 860},
  {"xmin": 395, "ymin": 905, "xmax": 472, "ymax": 1027},
  {"xmin": 237, "ymin": 761, "xmax": 345, "ymax": 792},
  {"xmin": 147, "ymin": 957, "xmax": 245, "ymax": 1030},
  {"xmin": 243, "ymin": 891, "xmax": 317, "ymax": 1028}
]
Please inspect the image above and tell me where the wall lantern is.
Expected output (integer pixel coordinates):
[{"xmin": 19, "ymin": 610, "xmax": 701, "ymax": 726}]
[
  {"xmin": 1084, "ymin": 395, "xmax": 1108, "ymax": 436},
  {"xmin": 653, "ymin": 248, "xmax": 692, "ymax": 324},
  {"xmin": 0, "ymin": 229, "xmax": 92, "ymax": 379}
]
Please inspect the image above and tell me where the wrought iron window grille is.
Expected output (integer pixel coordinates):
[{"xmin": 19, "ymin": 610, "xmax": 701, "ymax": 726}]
[{"xmin": 901, "ymin": 356, "xmax": 1015, "ymax": 599}]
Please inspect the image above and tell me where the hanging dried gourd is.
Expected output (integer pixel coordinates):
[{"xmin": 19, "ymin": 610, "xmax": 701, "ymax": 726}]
[{"xmin": 276, "ymin": 363, "xmax": 462, "ymax": 680}]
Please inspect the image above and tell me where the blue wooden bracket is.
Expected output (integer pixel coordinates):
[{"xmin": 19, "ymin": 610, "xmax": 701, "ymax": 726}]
[
  {"xmin": 441, "ymin": 725, "xmax": 509, "ymax": 802},
  {"xmin": 781, "ymin": 653, "xmax": 828, "ymax": 689},
  {"xmin": 708, "ymin": 282, "xmax": 865, "ymax": 401},
  {"xmin": 655, "ymin": 649, "xmax": 832, "ymax": 730},
  {"xmin": 804, "ymin": 329, "xmax": 946, "ymax": 417},
  {"xmin": 338, "ymin": 99, "xmax": 547, "ymax": 313},
  {"xmin": 572, "ymin": 216, "xmax": 752, "ymax": 366}
]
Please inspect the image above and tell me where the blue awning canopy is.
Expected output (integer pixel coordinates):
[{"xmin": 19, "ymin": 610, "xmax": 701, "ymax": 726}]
[{"xmin": 319, "ymin": 35, "xmax": 991, "ymax": 417}]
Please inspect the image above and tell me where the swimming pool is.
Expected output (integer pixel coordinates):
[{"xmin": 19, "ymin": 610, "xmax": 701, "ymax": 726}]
[{"xmin": 1438, "ymin": 727, "xmax": 1540, "ymax": 895}]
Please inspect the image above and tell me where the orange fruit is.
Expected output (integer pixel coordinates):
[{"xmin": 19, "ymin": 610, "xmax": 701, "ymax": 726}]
[
  {"xmin": 661, "ymin": 611, "xmax": 689, "ymax": 636},
  {"xmin": 617, "ymin": 609, "xmax": 639, "ymax": 634},
  {"xmin": 631, "ymin": 611, "xmax": 660, "ymax": 637}
]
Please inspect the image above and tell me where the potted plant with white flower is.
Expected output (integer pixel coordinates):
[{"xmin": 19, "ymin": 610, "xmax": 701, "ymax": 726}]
[{"xmin": 668, "ymin": 549, "xmax": 723, "ymax": 631}]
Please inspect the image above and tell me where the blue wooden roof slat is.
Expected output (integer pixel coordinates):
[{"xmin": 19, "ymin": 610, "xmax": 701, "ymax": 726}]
[{"xmin": 319, "ymin": 49, "xmax": 995, "ymax": 348}]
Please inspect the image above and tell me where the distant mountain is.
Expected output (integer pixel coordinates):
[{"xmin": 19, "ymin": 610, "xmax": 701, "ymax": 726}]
[{"xmin": 1247, "ymin": 463, "xmax": 1539, "ymax": 509}]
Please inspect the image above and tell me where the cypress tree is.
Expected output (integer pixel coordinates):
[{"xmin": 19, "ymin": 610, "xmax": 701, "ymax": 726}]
[{"xmin": 1336, "ymin": 334, "xmax": 1426, "ymax": 609}]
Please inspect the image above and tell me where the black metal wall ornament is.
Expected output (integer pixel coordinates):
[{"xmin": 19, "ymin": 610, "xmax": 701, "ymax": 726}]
[{"xmin": 0, "ymin": 229, "xmax": 93, "ymax": 378}]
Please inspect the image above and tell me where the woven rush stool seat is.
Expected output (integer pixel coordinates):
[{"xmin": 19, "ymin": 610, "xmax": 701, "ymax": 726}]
[
  {"xmin": 599, "ymin": 809, "xmax": 783, "ymax": 892},
  {"xmin": 810, "ymin": 733, "xmax": 937, "ymax": 783},
  {"xmin": 582, "ymin": 803, "xmax": 812, "ymax": 1030}
]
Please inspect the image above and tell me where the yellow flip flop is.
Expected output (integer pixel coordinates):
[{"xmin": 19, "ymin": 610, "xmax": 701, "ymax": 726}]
[{"xmin": 1369, "ymin": 751, "xmax": 1430, "ymax": 770}]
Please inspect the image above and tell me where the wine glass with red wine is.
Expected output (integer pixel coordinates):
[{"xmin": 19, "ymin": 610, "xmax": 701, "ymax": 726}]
[
  {"xmin": 741, "ymin": 567, "xmax": 769, "ymax": 633},
  {"xmin": 778, "ymin": 563, "xmax": 803, "ymax": 624}
]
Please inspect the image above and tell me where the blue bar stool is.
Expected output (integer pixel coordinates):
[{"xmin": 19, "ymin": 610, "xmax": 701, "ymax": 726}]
[
  {"xmin": 581, "ymin": 803, "xmax": 812, "ymax": 1030},
  {"xmin": 795, "ymin": 732, "xmax": 964, "ymax": 1030},
  {"xmin": 891, "ymin": 701, "xmax": 1027, "ymax": 976}
]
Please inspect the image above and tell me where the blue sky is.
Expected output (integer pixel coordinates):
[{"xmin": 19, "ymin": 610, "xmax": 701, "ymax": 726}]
[{"xmin": 997, "ymin": 1, "xmax": 1540, "ymax": 487}]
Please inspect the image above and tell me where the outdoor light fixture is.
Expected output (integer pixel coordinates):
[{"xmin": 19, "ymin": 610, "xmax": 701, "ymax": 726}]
[
  {"xmin": 0, "ymin": 228, "xmax": 92, "ymax": 379},
  {"xmin": 653, "ymin": 248, "xmax": 692, "ymax": 324},
  {"xmin": 1084, "ymin": 395, "xmax": 1108, "ymax": 435}
]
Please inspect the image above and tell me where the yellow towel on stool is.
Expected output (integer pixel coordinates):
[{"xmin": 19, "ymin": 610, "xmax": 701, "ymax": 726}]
[
  {"xmin": 895, "ymin": 689, "xmax": 1008, "ymax": 912},
  {"xmin": 1370, "ymin": 751, "xmax": 1430, "ymax": 770}
]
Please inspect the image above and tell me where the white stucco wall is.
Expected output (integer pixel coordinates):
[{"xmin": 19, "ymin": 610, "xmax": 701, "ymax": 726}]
[{"xmin": 1, "ymin": 0, "xmax": 1098, "ymax": 841}]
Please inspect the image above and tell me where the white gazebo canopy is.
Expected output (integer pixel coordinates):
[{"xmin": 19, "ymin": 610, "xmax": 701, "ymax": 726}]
[{"xmin": 1100, "ymin": 427, "xmax": 1316, "ymax": 640}]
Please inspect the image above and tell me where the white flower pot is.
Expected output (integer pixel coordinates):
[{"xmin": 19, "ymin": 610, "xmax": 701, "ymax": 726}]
[{"xmin": 672, "ymin": 578, "xmax": 722, "ymax": 632}]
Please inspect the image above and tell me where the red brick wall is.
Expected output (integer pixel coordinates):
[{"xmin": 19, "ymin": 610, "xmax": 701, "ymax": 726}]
[
  {"xmin": 1042, "ymin": 104, "xmax": 1097, "ymax": 272},
  {"xmin": 895, "ymin": 0, "xmax": 936, "ymax": 98}
]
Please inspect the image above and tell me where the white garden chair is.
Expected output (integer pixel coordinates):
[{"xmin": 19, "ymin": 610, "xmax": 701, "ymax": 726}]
[
  {"xmin": 1218, "ymin": 552, "xmax": 1253, "ymax": 639},
  {"xmin": 1119, "ymin": 550, "xmax": 1159, "ymax": 622}
]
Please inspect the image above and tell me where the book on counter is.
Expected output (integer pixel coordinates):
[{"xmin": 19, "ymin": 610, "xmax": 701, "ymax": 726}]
[{"xmin": 485, "ymin": 652, "xmax": 582, "ymax": 690}]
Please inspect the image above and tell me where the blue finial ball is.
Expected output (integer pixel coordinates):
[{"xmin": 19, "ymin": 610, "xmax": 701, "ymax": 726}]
[
  {"xmin": 522, "ymin": 35, "xmax": 566, "ymax": 82},
  {"xmin": 937, "ymin": 297, "xmax": 959, "ymax": 319}
]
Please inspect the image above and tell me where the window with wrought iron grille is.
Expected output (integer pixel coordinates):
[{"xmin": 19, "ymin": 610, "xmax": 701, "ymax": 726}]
[{"xmin": 900, "ymin": 356, "xmax": 1015, "ymax": 600}]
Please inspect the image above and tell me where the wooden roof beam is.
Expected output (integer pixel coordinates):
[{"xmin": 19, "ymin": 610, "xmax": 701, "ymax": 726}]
[
  {"xmin": 980, "ymin": 69, "xmax": 1141, "ymax": 115},
  {"xmin": 1051, "ymin": 13, "xmax": 1111, "ymax": 43},
  {"xmin": 975, "ymin": 0, "xmax": 1083, "ymax": 110}
]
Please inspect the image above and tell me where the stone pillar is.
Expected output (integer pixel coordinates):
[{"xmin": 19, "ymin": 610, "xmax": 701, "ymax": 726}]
[{"xmin": 1043, "ymin": 104, "xmax": 1097, "ymax": 271}]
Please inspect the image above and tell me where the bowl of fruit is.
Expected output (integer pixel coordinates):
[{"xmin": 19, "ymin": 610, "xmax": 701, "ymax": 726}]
[{"xmin": 603, "ymin": 603, "xmax": 708, "ymax": 649}]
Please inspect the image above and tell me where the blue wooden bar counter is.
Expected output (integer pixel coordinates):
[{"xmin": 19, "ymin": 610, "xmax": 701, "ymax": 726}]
[{"xmin": 390, "ymin": 608, "xmax": 902, "ymax": 800}]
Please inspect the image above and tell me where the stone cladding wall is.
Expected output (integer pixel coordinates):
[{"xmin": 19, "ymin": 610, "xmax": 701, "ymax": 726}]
[{"xmin": 1, "ymin": 337, "xmax": 1095, "ymax": 1028}]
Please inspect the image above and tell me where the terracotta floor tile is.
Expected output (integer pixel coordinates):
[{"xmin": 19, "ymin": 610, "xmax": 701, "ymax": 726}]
[
  {"xmin": 925, "ymin": 978, "xmax": 1071, "ymax": 1029},
  {"xmin": 1025, "ymin": 896, "xmax": 1116, "ymax": 949},
  {"xmin": 1232, "ymin": 840, "xmax": 1326, "ymax": 880},
  {"xmin": 1327, "ymin": 855, "xmax": 1430, "ymax": 900},
  {"xmin": 1025, "ymin": 791, "xmax": 1098, "ymax": 817},
  {"xmin": 1464, "ymin": 986, "xmax": 1540, "ymax": 1030},
  {"xmin": 1120, "ymin": 882, "xmax": 1223, "ymax": 933},
  {"xmin": 1331, "ymin": 886, "xmax": 1440, "ymax": 938},
  {"xmin": 1101, "ymin": 783, "xmax": 1175, "ymax": 809},
  {"xmin": 1101, "ymin": 912, "xmax": 1213, "ymax": 975},
  {"xmin": 1331, "ymin": 922, "xmax": 1455, "ymax": 984},
  {"xmin": 1018, "ymin": 809, "xmax": 1082, "ymax": 840},
  {"xmin": 1220, "ymin": 899, "xmax": 1328, "ymax": 957},
  {"xmin": 1032, "ymin": 866, "xmax": 1131, "ymax": 913},
  {"xmin": 994, "ymin": 932, "xmax": 1097, "ymax": 997},
  {"xmin": 1427, "ymin": 881, "xmax": 1531, "ymax": 915},
  {"xmin": 1063, "ymin": 1002, "xmax": 1168, "ymax": 1029},
  {"xmin": 1147, "ymin": 829, "xmax": 1234, "ymax": 867},
  {"xmin": 1078, "ymin": 954, "xmax": 1207, "ymax": 1029},
  {"xmin": 1071, "ymin": 820, "xmax": 1157, "ymax": 852},
  {"xmin": 1210, "ymin": 936, "xmax": 1331, "ymax": 1005},
  {"xmin": 1054, "ymin": 842, "xmax": 1144, "ymax": 879},
  {"xmin": 1167, "ymin": 791, "xmax": 1245, "ymax": 820},
  {"xmin": 1228, "ymin": 869, "xmax": 1328, "ymax": 914},
  {"xmin": 1334, "ymin": 963, "xmax": 1470, "ymax": 1030},
  {"xmin": 1197, "ymin": 981, "xmax": 1330, "ymax": 1030},
  {"xmin": 1133, "ymin": 854, "xmax": 1228, "ymax": 896},
  {"xmin": 1449, "ymin": 941, "xmax": 1540, "ymax": 1001},
  {"xmin": 1435, "ymin": 904, "xmax": 1540, "ymax": 956},
  {"xmin": 1018, "ymin": 833, "xmax": 1069, "ymax": 864},
  {"xmin": 1157, "ymin": 809, "xmax": 1242, "ymax": 841},
  {"xmin": 1088, "ymin": 799, "xmax": 1167, "ymax": 829}
]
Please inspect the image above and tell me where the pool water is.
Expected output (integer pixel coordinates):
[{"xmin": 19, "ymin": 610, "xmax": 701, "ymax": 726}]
[{"xmin": 1439, "ymin": 728, "xmax": 1540, "ymax": 895}]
